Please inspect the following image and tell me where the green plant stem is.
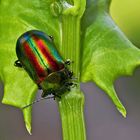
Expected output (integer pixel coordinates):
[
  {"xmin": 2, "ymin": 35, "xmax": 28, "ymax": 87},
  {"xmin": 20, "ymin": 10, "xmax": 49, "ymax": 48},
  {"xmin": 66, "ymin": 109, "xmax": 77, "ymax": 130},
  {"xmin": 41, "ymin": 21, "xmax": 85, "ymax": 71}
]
[
  {"xmin": 60, "ymin": 16, "xmax": 80, "ymax": 78},
  {"xmin": 58, "ymin": 15, "xmax": 86, "ymax": 140},
  {"xmin": 59, "ymin": 90, "xmax": 85, "ymax": 140}
]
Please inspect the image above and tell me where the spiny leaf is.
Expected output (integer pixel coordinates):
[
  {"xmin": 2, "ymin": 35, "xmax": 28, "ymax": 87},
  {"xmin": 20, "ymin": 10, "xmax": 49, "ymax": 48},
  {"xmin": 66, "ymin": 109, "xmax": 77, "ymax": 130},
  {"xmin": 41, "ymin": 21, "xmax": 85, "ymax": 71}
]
[
  {"xmin": 81, "ymin": 0, "xmax": 140, "ymax": 117},
  {"xmin": 0, "ymin": 0, "xmax": 60, "ymax": 133},
  {"xmin": 1, "ymin": 0, "xmax": 140, "ymax": 136}
]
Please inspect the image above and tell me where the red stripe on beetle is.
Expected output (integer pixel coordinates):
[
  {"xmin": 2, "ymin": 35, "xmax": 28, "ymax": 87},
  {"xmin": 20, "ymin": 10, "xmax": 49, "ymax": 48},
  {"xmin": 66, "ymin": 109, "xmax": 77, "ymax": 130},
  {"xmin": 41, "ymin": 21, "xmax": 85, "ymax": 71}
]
[
  {"xmin": 32, "ymin": 35, "xmax": 60, "ymax": 71},
  {"xmin": 23, "ymin": 42, "xmax": 48, "ymax": 83}
]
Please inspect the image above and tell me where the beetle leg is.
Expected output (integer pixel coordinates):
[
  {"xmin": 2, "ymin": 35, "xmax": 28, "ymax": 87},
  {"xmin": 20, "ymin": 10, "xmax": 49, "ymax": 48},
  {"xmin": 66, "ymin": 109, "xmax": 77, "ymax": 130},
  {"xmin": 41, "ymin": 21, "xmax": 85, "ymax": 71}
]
[
  {"xmin": 14, "ymin": 60, "xmax": 22, "ymax": 68},
  {"xmin": 41, "ymin": 91, "xmax": 47, "ymax": 98},
  {"xmin": 71, "ymin": 83, "xmax": 77, "ymax": 88},
  {"xmin": 64, "ymin": 82, "xmax": 73, "ymax": 86},
  {"xmin": 65, "ymin": 59, "xmax": 74, "ymax": 65},
  {"xmin": 41, "ymin": 88, "xmax": 55, "ymax": 98},
  {"xmin": 64, "ymin": 69, "xmax": 73, "ymax": 78},
  {"xmin": 63, "ymin": 82, "xmax": 77, "ymax": 91},
  {"xmin": 68, "ymin": 71, "xmax": 73, "ymax": 78},
  {"xmin": 49, "ymin": 35, "xmax": 54, "ymax": 41},
  {"xmin": 41, "ymin": 91, "xmax": 49, "ymax": 98},
  {"xmin": 37, "ymin": 84, "xmax": 42, "ymax": 90},
  {"xmin": 71, "ymin": 77, "xmax": 78, "ymax": 80},
  {"xmin": 53, "ymin": 94, "xmax": 61, "ymax": 100}
]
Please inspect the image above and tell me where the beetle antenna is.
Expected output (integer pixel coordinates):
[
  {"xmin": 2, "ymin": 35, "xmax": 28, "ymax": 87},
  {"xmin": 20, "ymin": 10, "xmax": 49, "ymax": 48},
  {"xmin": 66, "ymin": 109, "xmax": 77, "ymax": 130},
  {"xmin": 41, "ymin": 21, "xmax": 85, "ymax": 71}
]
[{"xmin": 22, "ymin": 96, "xmax": 54, "ymax": 109}]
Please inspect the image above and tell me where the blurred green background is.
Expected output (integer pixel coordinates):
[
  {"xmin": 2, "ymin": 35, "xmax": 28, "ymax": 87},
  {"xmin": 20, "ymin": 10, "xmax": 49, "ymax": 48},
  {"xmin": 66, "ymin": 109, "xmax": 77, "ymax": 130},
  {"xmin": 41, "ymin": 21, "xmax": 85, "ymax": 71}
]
[{"xmin": 111, "ymin": 0, "xmax": 140, "ymax": 47}]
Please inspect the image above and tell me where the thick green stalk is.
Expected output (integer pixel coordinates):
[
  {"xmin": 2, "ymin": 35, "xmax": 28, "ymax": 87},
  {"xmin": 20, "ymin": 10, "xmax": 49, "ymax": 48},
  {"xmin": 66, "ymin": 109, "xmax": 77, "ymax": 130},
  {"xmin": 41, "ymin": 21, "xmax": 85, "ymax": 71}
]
[
  {"xmin": 56, "ymin": 1, "xmax": 86, "ymax": 140},
  {"xmin": 60, "ymin": 16, "xmax": 80, "ymax": 78},
  {"xmin": 58, "ymin": 90, "xmax": 85, "ymax": 140}
]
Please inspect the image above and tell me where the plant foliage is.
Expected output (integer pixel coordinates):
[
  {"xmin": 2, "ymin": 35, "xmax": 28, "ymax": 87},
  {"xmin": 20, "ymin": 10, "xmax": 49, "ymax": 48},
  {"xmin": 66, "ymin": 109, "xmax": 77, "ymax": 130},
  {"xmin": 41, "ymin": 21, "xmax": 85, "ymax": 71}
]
[{"xmin": 0, "ymin": 0, "xmax": 140, "ymax": 136}]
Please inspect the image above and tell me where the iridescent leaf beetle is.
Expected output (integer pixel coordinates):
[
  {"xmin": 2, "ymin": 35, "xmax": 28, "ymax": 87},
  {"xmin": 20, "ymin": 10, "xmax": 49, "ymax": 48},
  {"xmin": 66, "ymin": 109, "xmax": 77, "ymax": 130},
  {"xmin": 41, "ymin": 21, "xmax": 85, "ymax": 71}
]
[{"xmin": 14, "ymin": 30, "xmax": 75, "ymax": 108}]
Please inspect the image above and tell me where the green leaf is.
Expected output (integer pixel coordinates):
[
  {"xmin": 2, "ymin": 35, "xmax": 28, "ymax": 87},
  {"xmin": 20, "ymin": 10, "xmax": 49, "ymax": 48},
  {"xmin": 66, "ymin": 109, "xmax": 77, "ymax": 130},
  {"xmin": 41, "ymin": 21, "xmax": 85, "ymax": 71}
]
[
  {"xmin": 0, "ymin": 0, "xmax": 60, "ymax": 133},
  {"xmin": 81, "ymin": 0, "xmax": 140, "ymax": 117},
  {"xmin": 1, "ymin": 0, "xmax": 140, "ymax": 137}
]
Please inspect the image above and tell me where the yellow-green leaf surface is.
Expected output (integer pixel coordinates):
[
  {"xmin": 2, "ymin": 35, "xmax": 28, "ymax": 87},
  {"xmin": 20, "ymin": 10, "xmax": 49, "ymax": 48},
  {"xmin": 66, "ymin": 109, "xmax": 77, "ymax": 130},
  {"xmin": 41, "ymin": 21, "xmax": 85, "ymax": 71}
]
[
  {"xmin": 0, "ymin": 0, "xmax": 60, "ymax": 133},
  {"xmin": 81, "ymin": 0, "xmax": 140, "ymax": 117},
  {"xmin": 1, "ymin": 0, "xmax": 140, "ymax": 137}
]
